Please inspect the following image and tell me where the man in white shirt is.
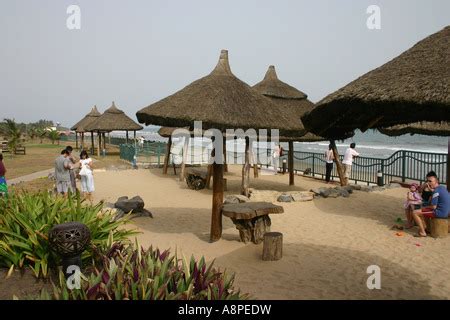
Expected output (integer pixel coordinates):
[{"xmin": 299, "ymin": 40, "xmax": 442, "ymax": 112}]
[{"xmin": 342, "ymin": 143, "xmax": 359, "ymax": 185}]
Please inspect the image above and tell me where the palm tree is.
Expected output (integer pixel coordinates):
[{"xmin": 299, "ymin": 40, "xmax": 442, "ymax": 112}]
[
  {"xmin": 36, "ymin": 128, "xmax": 47, "ymax": 144},
  {"xmin": 3, "ymin": 118, "xmax": 21, "ymax": 152},
  {"xmin": 47, "ymin": 129, "xmax": 60, "ymax": 145},
  {"xmin": 27, "ymin": 126, "xmax": 38, "ymax": 141}
]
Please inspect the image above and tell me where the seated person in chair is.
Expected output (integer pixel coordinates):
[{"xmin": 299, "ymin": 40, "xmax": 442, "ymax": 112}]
[{"xmin": 412, "ymin": 172, "xmax": 450, "ymax": 237}]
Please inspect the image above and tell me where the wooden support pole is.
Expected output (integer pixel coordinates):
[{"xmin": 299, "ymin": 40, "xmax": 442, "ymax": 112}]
[
  {"xmin": 241, "ymin": 137, "xmax": 251, "ymax": 197},
  {"xmin": 97, "ymin": 131, "xmax": 101, "ymax": 157},
  {"xmin": 179, "ymin": 137, "xmax": 189, "ymax": 181},
  {"xmin": 81, "ymin": 132, "xmax": 85, "ymax": 151},
  {"xmin": 210, "ymin": 161, "xmax": 224, "ymax": 242},
  {"xmin": 206, "ymin": 164, "xmax": 213, "ymax": 189},
  {"xmin": 75, "ymin": 132, "xmax": 79, "ymax": 150},
  {"xmin": 126, "ymin": 131, "xmax": 129, "ymax": 144},
  {"xmin": 163, "ymin": 136, "xmax": 172, "ymax": 174},
  {"xmin": 223, "ymin": 137, "xmax": 228, "ymax": 173},
  {"xmin": 289, "ymin": 141, "xmax": 294, "ymax": 186},
  {"xmin": 447, "ymin": 137, "xmax": 450, "ymax": 192},
  {"xmin": 252, "ymin": 143, "xmax": 259, "ymax": 178},
  {"xmin": 90, "ymin": 131, "xmax": 94, "ymax": 155},
  {"xmin": 331, "ymin": 140, "xmax": 346, "ymax": 186}
]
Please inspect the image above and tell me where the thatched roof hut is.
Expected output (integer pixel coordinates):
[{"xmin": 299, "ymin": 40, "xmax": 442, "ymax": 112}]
[
  {"xmin": 70, "ymin": 106, "xmax": 101, "ymax": 133},
  {"xmin": 85, "ymin": 102, "xmax": 143, "ymax": 132},
  {"xmin": 253, "ymin": 65, "xmax": 326, "ymax": 143},
  {"xmin": 302, "ymin": 26, "xmax": 450, "ymax": 139},
  {"xmin": 136, "ymin": 50, "xmax": 304, "ymax": 137},
  {"xmin": 379, "ymin": 122, "xmax": 450, "ymax": 137}
]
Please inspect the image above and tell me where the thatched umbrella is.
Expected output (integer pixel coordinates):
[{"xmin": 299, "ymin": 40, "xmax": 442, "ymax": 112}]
[
  {"xmin": 85, "ymin": 102, "xmax": 143, "ymax": 157},
  {"xmin": 380, "ymin": 122, "xmax": 450, "ymax": 190},
  {"xmin": 253, "ymin": 65, "xmax": 326, "ymax": 185},
  {"xmin": 137, "ymin": 50, "xmax": 303, "ymax": 242},
  {"xmin": 302, "ymin": 26, "xmax": 450, "ymax": 188},
  {"xmin": 70, "ymin": 106, "xmax": 101, "ymax": 150}
]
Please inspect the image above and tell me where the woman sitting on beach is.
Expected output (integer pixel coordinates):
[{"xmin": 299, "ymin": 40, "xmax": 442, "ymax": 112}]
[
  {"xmin": 404, "ymin": 183, "xmax": 422, "ymax": 228},
  {"xmin": 79, "ymin": 150, "xmax": 95, "ymax": 203}
]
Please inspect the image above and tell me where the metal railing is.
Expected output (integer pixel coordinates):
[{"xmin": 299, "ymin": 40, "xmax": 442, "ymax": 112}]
[{"xmin": 119, "ymin": 142, "xmax": 447, "ymax": 185}]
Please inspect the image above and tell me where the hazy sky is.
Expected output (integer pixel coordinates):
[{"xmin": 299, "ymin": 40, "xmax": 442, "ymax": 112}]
[{"xmin": 0, "ymin": 0, "xmax": 449, "ymax": 127}]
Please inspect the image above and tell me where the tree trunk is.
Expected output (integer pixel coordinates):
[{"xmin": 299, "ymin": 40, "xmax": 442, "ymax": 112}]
[
  {"xmin": 241, "ymin": 137, "xmax": 251, "ymax": 197},
  {"xmin": 289, "ymin": 141, "xmax": 294, "ymax": 186},
  {"xmin": 179, "ymin": 137, "xmax": 189, "ymax": 181},
  {"xmin": 163, "ymin": 136, "xmax": 172, "ymax": 174},
  {"xmin": 331, "ymin": 140, "xmax": 346, "ymax": 186},
  {"xmin": 210, "ymin": 152, "xmax": 224, "ymax": 242},
  {"xmin": 262, "ymin": 232, "xmax": 283, "ymax": 261}
]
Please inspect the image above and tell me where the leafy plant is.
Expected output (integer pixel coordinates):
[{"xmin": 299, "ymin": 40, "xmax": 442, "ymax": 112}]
[
  {"xmin": 47, "ymin": 129, "xmax": 60, "ymax": 145},
  {"xmin": 40, "ymin": 241, "xmax": 248, "ymax": 300},
  {"xmin": 35, "ymin": 128, "xmax": 47, "ymax": 144},
  {"xmin": 0, "ymin": 191, "xmax": 137, "ymax": 278},
  {"xmin": 3, "ymin": 118, "xmax": 22, "ymax": 152}
]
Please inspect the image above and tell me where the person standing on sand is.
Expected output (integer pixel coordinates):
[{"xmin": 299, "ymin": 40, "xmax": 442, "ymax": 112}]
[
  {"xmin": 342, "ymin": 143, "xmax": 359, "ymax": 185},
  {"xmin": 79, "ymin": 150, "xmax": 95, "ymax": 204},
  {"xmin": 54, "ymin": 149, "xmax": 72, "ymax": 197},
  {"xmin": 0, "ymin": 154, "xmax": 8, "ymax": 196},
  {"xmin": 324, "ymin": 144, "xmax": 334, "ymax": 183},
  {"xmin": 65, "ymin": 146, "xmax": 77, "ymax": 192}
]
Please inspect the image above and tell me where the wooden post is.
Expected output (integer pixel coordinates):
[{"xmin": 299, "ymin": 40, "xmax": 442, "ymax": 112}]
[
  {"xmin": 81, "ymin": 132, "xmax": 85, "ymax": 151},
  {"xmin": 210, "ymin": 146, "xmax": 224, "ymax": 242},
  {"xmin": 75, "ymin": 132, "xmax": 79, "ymax": 150},
  {"xmin": 163, "ymin": 136, "xmax": 172, "ymax": 174},
  {"xmin": 179, "ymin": 137, "xmax": 189, "ymax": 181},
  {"xmin": 108, "ymin": 132, "xmax": 111, "ymax": 145},
  {"xmin": 97, "ymin": 131, "xmax": 101, "ymax": 157},
  {"xmin": 126, "ymin": 131, "xmax": 129, "ymax": 144},
  {"xmin": 103, "ymin": 132, "xmax": 106, "ymax": 152},
  {"xmin": 241, "ymin": 137, "xmax": 251, "ymax": 197},
  {"xmin": 90, "ymin": 131, "xmax": 94, "ymax": 155},
  {"xmin": 447, "ymin": 137, "xmax": 449, "ymax": 192},
  {"xmin": 252, "ymin": 144, "xmax": 259, "ymax": 178},
  {"xmin": 331, "ymin": 140, "xmax": 346, "ymax": 186},
  {"xmin": 206, "ymin": 164, "xmax": 213, "ymax": 189},
  {"xmin": 288, "ymin": 141, "xmax": 294, "ymax": 186},
  {"xmin": 262, "ymin": 232, "xmax": 283, "ymax": 261},
  {"xmin": 223, "ymin": 137, "xmax": 228, "ymax": 173}
]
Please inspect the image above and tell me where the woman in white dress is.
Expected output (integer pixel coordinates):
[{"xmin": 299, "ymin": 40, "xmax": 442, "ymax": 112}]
[{"xmin": 79, "ymin": 150, "xmax": 95, "ymax": 203}]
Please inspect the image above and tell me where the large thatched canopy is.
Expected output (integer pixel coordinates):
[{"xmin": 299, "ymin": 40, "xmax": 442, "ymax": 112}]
[
  {"xmin": 70, "ymin": 105, "xmax": 101, "ymax": 133},
  {"xmin": 379, "ymin": 122, "xmax": 450, "ymax": 137},
  {"xmin": 253, "ymin": 65, "xmax": 328, "ymax": 143},
  {"xmin": 85, "ymin": 102, "xmax": 143, "ymax": 132},
  {"xmin": 136, "ymin": 50, "xmax": 304, "ymax": 137},
  {"xmin": 302, "ymin": 25, "xmax": 450, "ymax": 139}
]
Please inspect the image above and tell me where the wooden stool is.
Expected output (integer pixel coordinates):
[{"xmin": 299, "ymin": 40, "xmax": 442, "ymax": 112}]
[
  {"xmin": 431, "ymin": 218, "xmax": 448, "ymax": 238},
  {"xmin": 262, "ymin": 232, "xmax": 283, "ymax": 261}
]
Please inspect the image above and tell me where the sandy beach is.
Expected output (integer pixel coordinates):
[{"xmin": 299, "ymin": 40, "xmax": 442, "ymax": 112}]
[{"xmin": 92, "ymin": 166, "xmax": 450, "ymax": 300}]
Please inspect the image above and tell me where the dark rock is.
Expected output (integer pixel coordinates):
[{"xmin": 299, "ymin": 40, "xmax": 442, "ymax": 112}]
[
  {"xmin": 114, "ymin": 196, "xmax": 153, "ymax": 218},
  {"xmin": 224, "ymin": 195, "xmax": 249, "ymax": 204},
  {"xmin": 350, "ymin": 185, "xmax": 362, "ymax": 191},
  {"xmin": 328, "ymin": 189, "xmax": 340, "ymax": 198},
  {"xmin": 360, "ymin": 186, "xmax": 373, "ymax": 192},
  {"xmin": 277, "ymin": 194, "xmax": 293, "ymax": 202},
  {"xmin": 319, "ymin": 188, "xmax": 331, "ymax": 198}
]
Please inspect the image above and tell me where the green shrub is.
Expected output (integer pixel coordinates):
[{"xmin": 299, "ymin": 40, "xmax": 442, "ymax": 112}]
[
  {"xmin": 40, "ymin": 241, "xmax": 248, "ymax": 300},
  {"xmin": 0, "ymin": 191, "xmax": 137, "ymax": 278}
]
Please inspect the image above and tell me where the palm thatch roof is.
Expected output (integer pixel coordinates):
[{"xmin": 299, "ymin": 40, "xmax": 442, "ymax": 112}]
[
  {"xmin": 253, "ymin": 65, "xmax": 328, "ymax": 142},
  {"xmin": 136, "ymin": 50, "xmax": 305, "ymax": 137},
  {"xmin": 379, "ymin": 121, "xmax": 450, "ymax": 137},
  {"xmin": 85, "ymin": 102, "xmax": 143, "ymax": 132},
  {"xmin": 70, "ymin": 106, "xmax": 101, "ymax": 132},
  {"xmin": 302, "ymin": 25, "xmax": 450, "ymax": 139}
]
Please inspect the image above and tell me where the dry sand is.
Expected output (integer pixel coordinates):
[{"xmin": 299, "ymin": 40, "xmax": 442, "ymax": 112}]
[{"xmin": 93, "ymin": 166, "xmax": 450, "ymax": 299}]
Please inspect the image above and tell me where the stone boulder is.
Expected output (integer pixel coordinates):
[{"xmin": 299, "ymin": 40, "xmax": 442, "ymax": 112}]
[
  {"xmin": 290, "ymin": 192, "xmax": 314, "ymax": 202},
  {"xmin": 224, "ymin": 195, "xmax": 249, "ymax": 204},
  {"xmin": 334, "ymin": 187, "xmax": 350, "ymax": 198},
  {"xmin": 277, "ymin": 194, "xmax": 293, "ymax": 202},
  {"xmin": 114, "ymin": 196, "xmax": 153, "ymax": 219}
]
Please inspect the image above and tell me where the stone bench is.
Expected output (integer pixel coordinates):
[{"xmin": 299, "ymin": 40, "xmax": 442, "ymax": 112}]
[
  {"xmin": 222, "ymin": 202, "xmax": 284, "ymax": 244},
  {"xmin": 185, "ymin": 168, "xmax": 208, "ymax": 190}
]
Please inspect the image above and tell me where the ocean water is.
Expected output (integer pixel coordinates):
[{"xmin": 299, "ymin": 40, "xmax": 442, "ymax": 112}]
[{"xmin": 113, "ymin": 127, "xmax": 448, "ymax": 159}]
